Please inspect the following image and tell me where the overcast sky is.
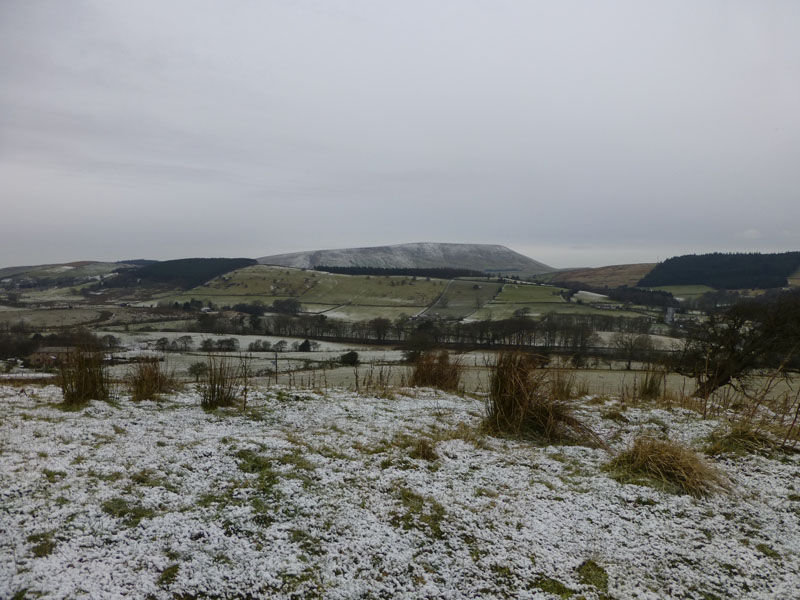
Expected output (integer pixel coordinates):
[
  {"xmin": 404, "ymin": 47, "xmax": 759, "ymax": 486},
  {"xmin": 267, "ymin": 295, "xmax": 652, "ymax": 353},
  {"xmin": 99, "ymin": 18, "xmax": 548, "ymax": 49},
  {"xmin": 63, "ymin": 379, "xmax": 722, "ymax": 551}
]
[{"xmin": 2, "ymin": 0, "xmax": 799, "ymax": 269}]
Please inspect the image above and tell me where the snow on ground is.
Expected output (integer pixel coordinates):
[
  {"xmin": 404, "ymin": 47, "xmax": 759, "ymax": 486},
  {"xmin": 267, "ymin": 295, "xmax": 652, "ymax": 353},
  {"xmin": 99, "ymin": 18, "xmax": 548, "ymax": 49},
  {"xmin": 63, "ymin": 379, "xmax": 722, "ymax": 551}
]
[{"xmin": 1, "ymin": 385, "xmax": 799, "ymax": 599}]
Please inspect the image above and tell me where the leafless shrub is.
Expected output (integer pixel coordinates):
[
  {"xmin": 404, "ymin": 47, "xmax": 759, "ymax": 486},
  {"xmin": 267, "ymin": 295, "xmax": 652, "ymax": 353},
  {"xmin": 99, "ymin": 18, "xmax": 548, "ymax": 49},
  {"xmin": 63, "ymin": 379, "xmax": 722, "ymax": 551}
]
[
  {"xmin": 200, "ymin": 355, "xmax": 250, "ymax": 410},
  {"xmin": 127, "ymin": 358, "xmax": 175, "ymax": 402},
  {"xmin": 59, "ymin": 349, "xmax": 109, "ymax": 405}
]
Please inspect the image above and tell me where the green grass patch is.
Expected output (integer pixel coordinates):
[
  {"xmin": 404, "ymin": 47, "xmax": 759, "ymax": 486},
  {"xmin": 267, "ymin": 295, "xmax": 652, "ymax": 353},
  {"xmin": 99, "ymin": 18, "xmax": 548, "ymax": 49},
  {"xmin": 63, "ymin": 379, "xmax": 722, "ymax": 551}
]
[
  {"xmin": 43, "ymin": 469, "xmax": 67, "ymax": 483},
  {"xmin": 101, "ymin": 497, "xmax": 156, "ymax": 527},
  {"xmin": 28, "ymin": 531, "xmax": 56, "ymax": 557},
  {"xmin": 531, "ymin": 576, "xmax": 575, "ymax": 598},
  {"xmin": 576, "ymin": 559, "xmax": 609, "ymax": 593},
  {"xmin": 390, "ymin": 486, "xmax": 446, "ymax": 538},
  {"xmin": 158, "ymin": 563, "xmax": 180, "ymax": 586},
  {"xmin": 756, "ymin": 543, "xmax": 780, "ymax": 559}
]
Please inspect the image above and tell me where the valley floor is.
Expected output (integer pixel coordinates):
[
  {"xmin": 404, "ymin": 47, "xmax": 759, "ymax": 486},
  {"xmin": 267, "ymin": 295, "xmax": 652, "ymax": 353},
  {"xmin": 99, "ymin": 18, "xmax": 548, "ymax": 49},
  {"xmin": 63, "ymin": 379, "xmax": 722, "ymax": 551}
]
[{"xmin": 1, "ymin": 385, "xmax": 799, "ymax": 599}]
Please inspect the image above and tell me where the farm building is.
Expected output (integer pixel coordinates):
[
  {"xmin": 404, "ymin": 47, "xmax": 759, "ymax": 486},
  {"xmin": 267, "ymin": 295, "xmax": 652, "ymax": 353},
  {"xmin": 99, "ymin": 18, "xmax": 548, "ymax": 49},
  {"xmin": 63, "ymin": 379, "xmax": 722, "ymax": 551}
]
[{"xmin": 26, "ymin": 346, "xmax": 77, "ymax": 368}]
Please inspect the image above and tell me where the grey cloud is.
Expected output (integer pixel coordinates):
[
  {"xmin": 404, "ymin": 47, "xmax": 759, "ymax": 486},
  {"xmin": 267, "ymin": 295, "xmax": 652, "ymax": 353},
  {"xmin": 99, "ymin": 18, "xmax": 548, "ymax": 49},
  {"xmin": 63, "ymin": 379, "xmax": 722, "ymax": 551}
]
[{"xmin": 1, "ymin": 0, "xmax": 799, "ymax": 267}]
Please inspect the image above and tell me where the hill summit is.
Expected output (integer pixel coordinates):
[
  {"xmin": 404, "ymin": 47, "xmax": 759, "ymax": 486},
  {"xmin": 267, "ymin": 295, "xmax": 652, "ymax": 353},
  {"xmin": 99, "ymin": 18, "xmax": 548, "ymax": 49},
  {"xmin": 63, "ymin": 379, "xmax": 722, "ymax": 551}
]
[{"xmin": 258, "ymin": 242, "xmax": 553, "ymax": 275}]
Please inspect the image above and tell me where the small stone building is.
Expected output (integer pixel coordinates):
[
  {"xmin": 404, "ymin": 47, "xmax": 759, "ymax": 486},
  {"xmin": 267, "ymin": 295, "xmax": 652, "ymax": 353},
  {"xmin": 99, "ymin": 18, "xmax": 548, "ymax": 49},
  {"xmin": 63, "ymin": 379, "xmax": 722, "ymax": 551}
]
[{"xmin": 27, "ymin": 346, "xmax": 77, "ymax": 368}]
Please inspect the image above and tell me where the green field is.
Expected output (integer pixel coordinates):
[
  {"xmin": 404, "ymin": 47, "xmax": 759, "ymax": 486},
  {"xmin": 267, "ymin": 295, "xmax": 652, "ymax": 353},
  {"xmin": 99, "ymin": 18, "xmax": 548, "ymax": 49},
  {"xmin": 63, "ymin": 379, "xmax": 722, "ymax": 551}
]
[
  {"xmin": 194, "ymin": 265, "xmax": 445, "ymax": 307},
  {"xmin": 422, "ymin": 279, "xmax": 503, "ymax": 319},
  {"xmin": 201, "ymin": 265, "xmax": 316, "ymax": 296},
  {"xmin": 299, "ymin": 273, "xmax": 444, "ymax": 306},
  {"xmin": 651, "ymin": 285, "xmax": 715, "ymax": 300},
  {"xmin": 491, "ymin": 283, "xmax": 566, "ymax": 303},
  {"xmin": 0, "ymin": 308, "xmax": 105, "ymax": 329},
  {"xmin": 4, "ymin": 263, "xmax": 670, "ymax": 327}
]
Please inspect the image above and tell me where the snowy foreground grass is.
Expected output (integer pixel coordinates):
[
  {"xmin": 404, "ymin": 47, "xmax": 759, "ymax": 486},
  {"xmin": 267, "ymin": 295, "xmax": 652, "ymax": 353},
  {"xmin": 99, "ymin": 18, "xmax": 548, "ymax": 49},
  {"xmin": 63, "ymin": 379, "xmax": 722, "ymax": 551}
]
[{"xmin": 2, "ymin": 384, "xmax": 800, "ymax": 599}]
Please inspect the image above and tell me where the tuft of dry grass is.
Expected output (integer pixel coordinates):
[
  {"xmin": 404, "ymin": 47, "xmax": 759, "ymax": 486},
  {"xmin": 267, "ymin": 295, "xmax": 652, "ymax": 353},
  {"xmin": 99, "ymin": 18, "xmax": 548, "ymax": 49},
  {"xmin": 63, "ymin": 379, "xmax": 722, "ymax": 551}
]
[
  {"xmin": 483, "ymin": 352, "xmax": 604, "ymax": 447},
  {"xmin": 408, "ymin": 438, "xmax": 439, "ymax": 461},
  {"xmin": 127, "ymin": 358, "xmax": 176, "ymax": 402},
  {"xmin": 706, "ymin": 421, "xmax": 774, "ymax": 457},
  {"xmin": 409, "ymin": 351, "xmax": 463, "ymax": 392},
  {"xmin": 607, "ymin": 436, "xmax": 729, "ymax": 497},
  {"xmin": 639, "ymin": 367, "xmax": 666, "ymax": 401},
  {"xmin": 550, "ymin": 368, "xmax": 576, "ymax": 401},
  {"xmin": 59, "ymin": 349, "xmax": 109, "ymax": 405}
]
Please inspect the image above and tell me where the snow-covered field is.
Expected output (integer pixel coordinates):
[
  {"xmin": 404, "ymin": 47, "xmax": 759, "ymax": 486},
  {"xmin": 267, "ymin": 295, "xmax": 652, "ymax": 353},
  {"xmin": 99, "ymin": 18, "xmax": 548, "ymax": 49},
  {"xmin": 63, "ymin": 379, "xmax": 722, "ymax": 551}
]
[{"xmin": 2, "ymin": 385, "xmax": 799, "ymax": 599}]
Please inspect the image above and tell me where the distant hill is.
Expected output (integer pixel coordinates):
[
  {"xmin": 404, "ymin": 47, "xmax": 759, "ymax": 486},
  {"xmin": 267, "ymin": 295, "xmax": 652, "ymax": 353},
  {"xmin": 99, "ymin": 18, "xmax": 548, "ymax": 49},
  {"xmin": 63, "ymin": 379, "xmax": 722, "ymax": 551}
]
[
  {"xmin": 638, "ymin": 252, "xmax": 800, "ymax": 290},
  {"xmin": 112, "ymin": 258, "xmax": 257, "ymax": 289},
  {"xmin": 258, "ymin": 243, "xmax": 553, "ymax": 275},
  {"xmin": 0, "ymin": 261, "xmax": 138, "ymax": 282}
]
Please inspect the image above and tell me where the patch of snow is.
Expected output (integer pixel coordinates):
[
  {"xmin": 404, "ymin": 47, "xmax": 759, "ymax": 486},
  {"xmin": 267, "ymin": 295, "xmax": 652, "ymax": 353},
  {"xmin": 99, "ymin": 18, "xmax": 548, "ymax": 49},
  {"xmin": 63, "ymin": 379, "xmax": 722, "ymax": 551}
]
[{"xmin": 1, "ymin": 385, "xmax": 798, "ymax": 599}]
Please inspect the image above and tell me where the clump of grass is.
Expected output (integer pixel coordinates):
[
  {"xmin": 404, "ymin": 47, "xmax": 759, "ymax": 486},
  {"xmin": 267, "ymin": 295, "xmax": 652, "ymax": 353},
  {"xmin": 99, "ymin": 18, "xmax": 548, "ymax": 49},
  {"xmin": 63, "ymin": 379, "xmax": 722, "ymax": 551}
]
[
  {"xmin": 575, "ymin": 378, "xmax": 591, "ymax": 398},
  {"xmin": 409, "ymin": 351, "xmax": 463, "ymax": 392},
  {"xmin": 58, "ymin": 349, "xmax": 109, "ymax": 405},
  {"xmin": 199, "ymin": 355, "xmax": 246, "ymax": 410},
  {"xmin": 484, "ymin": 352, "xmax": 603, "ymax": 447},
  {"xmin": 706, "ymin": 422, "xmax": 774, "ymax": 456},
  {"xmin": 606, "ymin": 436, "xmax": 729, "ymax": 497},
  {"xmin": 409, "ymin": 437, "xmax": 439, "ymax": 461},
  {"xmin": 127, "ymin": 357, "xmax": 176, "ymax": 401},
  {"xmin": 601, "ymin": 407, "xmax": 628, "ymax": 423},
  {"xmin": 639, "ymin": 367, "xmax": 666, "ymax": 401},
  {"xmin": 550, "ymin": 368, "xmax": 576, "ymax": 401}
]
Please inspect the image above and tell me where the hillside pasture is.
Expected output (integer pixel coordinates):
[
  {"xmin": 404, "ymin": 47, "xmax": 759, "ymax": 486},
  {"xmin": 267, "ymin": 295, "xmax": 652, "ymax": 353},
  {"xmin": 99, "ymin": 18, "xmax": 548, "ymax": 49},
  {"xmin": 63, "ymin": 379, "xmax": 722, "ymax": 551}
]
[
  {"xmin": 0, "ymin": 308, "xmax": 105, "ymax": 329},
  {"xmin": 423, "ymin": 279, "xmax": 503, "ymax": 319},
  {"xmin": 491, "ymin": 283, "xmax": 566, "ymax": 303},
  {"xmin": 551, "ymin": 263, "xmax": 657, "ymax": 288},
  {"xmin": 201, "ymin": 265, "xmax": 317, "ymax": 297},
  {"xmin": 319, "ymin": 305, "xmax": 421, "ymax": 322},
  {"xmin": 300, "ymin": 273, "xmax": 444, "ymax": 306},
  {"xmin": 651, "ymin": 285, "xmax": 714, "ymax": 301}
]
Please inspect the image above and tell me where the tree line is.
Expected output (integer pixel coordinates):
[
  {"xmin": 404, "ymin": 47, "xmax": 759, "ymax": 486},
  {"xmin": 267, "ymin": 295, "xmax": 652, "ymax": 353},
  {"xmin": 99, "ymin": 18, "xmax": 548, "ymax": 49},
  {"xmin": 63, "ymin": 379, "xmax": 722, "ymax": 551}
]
[
  {"xmin": 105, "ymin": 258, "xmax": 257, "ymax": 290},
  {"xmin": 558, "ymin": 283, "xmax": 679, "ymax": 308},
  {"xmin": 190, "ymin": 310, "xmax": 656, "ymax": 363},
  {"xmin": 638, "ymin": 252, "xmax": 800, "ymax": 290}
]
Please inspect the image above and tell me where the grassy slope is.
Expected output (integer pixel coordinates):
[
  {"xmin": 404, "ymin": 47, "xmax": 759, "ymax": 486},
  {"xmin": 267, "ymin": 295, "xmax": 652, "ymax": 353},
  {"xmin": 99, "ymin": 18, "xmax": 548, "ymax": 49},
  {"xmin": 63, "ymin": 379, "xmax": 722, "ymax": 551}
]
[
  {"xmin": 550, "ymin": 263, "xmax": 657, "ymax": 288},
  {"xmin": 300, "ymin": 272, "xmax": 444, "ymax": 306},
  {"xmin": 136, "ymin": 268, "xmax": 657, "ymax": 321},
  {"xmin": 177, "ymin": 265, "xmax": 445, "ymax": 308},
  {"xmin": 651, "ymin": 285, "xmax": 714, "ymax": 300},
  {"xmin": 422, "ymin": 279, "xmax": 503, "ymax": 319}
]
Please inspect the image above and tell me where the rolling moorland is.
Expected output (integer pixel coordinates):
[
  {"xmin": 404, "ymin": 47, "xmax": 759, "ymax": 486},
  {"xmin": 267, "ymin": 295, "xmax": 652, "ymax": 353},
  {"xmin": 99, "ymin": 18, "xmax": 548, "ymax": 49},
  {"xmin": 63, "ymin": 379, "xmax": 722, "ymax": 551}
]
[{"xmin": 2, "ymin": 244, "xmax": 800, "ymax": 599}]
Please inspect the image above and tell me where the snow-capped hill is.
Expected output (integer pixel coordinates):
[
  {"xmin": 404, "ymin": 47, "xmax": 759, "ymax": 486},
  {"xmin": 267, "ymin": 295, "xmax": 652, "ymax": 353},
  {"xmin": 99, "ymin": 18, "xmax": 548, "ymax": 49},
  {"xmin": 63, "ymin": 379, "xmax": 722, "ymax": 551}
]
[{"xmin": 258, "ymin": 242, "xmax": 553, "ymax": 274}]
